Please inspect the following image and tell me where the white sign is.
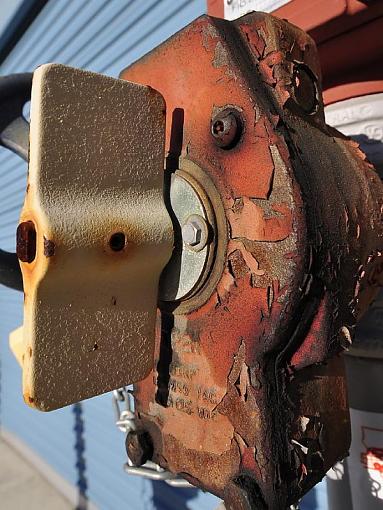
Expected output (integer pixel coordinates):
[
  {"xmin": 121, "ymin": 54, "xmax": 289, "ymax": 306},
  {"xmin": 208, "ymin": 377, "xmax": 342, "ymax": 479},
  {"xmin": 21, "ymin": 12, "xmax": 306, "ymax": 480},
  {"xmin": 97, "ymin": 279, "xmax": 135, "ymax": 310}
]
[
  {"xmin": 224, "ymin": 0, "xmax": 292, "ymax": 20},
  {"xmin": 348, "ymin": 408, "xmax": 383, "ymax": 509},
  {"xmin": 325, "ymin": 93, "xmax": 383, "ymax": 170}
]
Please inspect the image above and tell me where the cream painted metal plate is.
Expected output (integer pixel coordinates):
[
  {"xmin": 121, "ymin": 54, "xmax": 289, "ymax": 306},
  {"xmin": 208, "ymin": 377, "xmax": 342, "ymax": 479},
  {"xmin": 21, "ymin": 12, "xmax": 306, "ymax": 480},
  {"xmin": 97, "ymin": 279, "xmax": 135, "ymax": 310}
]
[{"xmin": 16, "ymin": 64, "xmax": 172, "ymax": 411}]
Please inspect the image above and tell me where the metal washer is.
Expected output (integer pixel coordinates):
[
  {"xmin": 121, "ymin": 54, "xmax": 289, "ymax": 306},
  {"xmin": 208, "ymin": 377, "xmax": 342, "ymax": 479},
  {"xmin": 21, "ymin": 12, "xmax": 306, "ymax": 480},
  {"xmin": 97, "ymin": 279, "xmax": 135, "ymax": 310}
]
[{"xmin": 159, "ymin": 170, "xmax": 215, "ymax": 302}]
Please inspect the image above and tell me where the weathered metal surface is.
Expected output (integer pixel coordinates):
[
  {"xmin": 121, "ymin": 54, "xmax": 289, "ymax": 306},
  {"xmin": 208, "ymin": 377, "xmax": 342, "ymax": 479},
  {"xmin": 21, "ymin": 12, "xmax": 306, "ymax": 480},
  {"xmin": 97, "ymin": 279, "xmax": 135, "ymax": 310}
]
[
  {"xmin": 209, "ymin": 0, "xmax": 383, "ymax": 105},
  {"xmin": 16, "ymin": 64, "xmax": 173, "ymax": 411},
  {"xmin": 121, "ymin": 12, "xmax": 383, "ymax": 509}
]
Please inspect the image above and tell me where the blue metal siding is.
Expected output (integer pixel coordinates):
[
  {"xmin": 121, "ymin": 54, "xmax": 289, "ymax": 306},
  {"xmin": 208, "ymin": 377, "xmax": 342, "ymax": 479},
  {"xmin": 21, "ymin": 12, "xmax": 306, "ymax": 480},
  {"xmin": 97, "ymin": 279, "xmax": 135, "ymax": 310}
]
[{"xmin": 0, "ymin": 1, "xmax": 221, "ymax": 508}]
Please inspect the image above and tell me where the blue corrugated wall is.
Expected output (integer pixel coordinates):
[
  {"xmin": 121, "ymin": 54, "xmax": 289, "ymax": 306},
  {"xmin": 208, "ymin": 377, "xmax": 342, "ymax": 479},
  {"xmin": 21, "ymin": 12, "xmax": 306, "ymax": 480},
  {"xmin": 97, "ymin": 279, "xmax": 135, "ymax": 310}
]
[
  {"xmin": 0, "ymin": 1, "xmax": 221, "ymax": 509},
  {"xmin": 0, "ymin": 1, "xmax": 326, "ymax": 509}
]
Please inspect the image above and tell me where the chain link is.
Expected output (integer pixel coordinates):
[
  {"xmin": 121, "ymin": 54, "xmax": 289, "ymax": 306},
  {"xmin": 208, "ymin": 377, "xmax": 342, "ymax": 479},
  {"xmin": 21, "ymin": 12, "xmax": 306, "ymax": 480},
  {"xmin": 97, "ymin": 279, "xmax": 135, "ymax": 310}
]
[
  {"xmin": 112, "ymin": 387, "xmax": 136, "ymax": 433},
  {"xmin": 112, "ymin": 387, "xmax": 192, "ymax": 488}
]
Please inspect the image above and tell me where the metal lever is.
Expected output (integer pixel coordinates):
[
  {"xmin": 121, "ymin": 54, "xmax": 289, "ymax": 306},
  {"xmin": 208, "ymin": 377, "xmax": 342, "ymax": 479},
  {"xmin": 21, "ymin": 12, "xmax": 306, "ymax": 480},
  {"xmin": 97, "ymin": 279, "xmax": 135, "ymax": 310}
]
[{"xmin": 13, "ymin": 64, "xmax": 173, "ymax": 411}]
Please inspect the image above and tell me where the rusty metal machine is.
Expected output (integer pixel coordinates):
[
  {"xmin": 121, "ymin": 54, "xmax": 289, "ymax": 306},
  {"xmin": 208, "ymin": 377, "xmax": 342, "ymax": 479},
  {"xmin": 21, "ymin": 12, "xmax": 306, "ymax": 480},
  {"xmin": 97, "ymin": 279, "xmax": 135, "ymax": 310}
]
[{"xmin": 0, "ymin": 11, "xmax": 382, "ymax": 510}]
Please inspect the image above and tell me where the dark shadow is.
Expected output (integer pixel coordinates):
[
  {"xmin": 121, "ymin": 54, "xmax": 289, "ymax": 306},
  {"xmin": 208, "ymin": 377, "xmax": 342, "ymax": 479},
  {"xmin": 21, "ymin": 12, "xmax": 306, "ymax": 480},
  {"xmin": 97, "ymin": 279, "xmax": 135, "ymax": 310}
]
[
  {"xmin": 72, "ymin": 403, "xmax": 88, "ymax": 510},
  {"xmin": 166, "ymin": 108, "xmax": 184, "ymax": 172},
  {"xmin": 156, "ymin": 108, "xmax": 185, "ymax": 407},
  {"xmin": 300, "ymin": 486, "xmax": 318, "ymax": 510},
  {"xmin": 351, "ymin": 133, "xmax": 383, "ymax": 179},
  {"xmin": 155, "ymin": 311, "xmax": 174, "ymax": 407},
  {"xmin": 151, "ymin": 481, "xmax": 200, "ymax": 510}
]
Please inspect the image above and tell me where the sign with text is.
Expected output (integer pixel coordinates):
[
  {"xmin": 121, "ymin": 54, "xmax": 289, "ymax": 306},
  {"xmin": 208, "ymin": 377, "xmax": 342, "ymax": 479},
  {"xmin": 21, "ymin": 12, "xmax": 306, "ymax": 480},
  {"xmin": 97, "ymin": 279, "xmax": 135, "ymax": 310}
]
[{"xmin": 224, "ymin": 0, "xmax": 291, "ymax": 20}]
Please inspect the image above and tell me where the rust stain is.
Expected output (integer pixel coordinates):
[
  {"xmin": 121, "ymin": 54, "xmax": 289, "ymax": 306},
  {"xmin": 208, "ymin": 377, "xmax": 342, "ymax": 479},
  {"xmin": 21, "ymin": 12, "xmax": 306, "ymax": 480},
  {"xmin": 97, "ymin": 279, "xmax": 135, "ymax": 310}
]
[
  {"xmin": 227, "ymin": 197, "xmax": 293, "ymax": 242},
  {"xmin": 151, "ymin": 326, "xmax": 234, "ymax": 456},
  {"xmin": 121, "ymin": 11, "xmax": 383, "ymax": 509},
  {"xmin": 43, "ymin": 237, "xmax": 55, "ymax": 257}
]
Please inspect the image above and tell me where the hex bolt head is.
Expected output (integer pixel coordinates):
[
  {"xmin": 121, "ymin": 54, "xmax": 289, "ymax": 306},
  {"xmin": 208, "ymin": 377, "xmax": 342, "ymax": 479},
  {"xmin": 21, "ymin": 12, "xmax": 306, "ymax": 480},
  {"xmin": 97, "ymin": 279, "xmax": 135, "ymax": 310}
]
[
  {"xmin": 292, "ymin": 64, "xmax": 318, "ymax": 114},
  {"xmin": 182, "ymin": 215, "xmax": 209, "ymax": 252},
  {"xmin": 125, "ymin": 430, "xmax": 153, "ymax": 467},
  {"xmin": 211, "ymin": 109, "xmax": 242, "ymax": 149},
  {"xmin": 182, "ymin": 221, "xmax": 201, "ymax": 246}
]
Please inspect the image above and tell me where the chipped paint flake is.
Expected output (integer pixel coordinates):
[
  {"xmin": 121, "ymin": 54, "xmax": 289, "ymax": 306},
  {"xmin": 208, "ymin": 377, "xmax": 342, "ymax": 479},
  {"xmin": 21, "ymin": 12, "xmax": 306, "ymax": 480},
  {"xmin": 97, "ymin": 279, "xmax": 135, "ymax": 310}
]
[{"xmin": 227, "ymin": 196, "xmax": 292, "ymax": 242}]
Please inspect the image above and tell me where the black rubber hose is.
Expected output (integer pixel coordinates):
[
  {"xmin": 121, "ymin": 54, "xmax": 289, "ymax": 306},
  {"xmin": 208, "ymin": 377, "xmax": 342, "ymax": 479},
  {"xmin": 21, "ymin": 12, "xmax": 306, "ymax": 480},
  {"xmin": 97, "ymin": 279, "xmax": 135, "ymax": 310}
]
[
  {"xmin": 0, "ymin": 73, "xmax": 32, "ymax": 291},
  {"xmin": 0, "ymin": 249, "xmax": 23, "ymax": 291}
]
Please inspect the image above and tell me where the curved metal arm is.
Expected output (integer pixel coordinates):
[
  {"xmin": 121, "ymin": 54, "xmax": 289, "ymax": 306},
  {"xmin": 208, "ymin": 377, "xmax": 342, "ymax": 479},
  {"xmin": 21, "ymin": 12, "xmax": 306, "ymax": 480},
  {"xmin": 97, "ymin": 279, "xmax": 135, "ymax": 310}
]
[
  {"xmin": 0, "ymin": 72, "xmax": 31, "ymax": 160},
  {"xmin": 0, "ymin": 249, "xmax": 23, "ymax": 291},
  {"xmin": 0, "ymin": 72, "xmax": 32, "ymax": 291}
]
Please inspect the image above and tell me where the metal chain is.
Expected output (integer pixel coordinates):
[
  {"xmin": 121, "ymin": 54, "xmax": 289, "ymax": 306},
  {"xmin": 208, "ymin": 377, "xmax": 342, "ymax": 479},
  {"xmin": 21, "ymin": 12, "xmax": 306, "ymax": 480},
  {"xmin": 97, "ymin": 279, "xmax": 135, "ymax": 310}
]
[
  {"xmin": 112, "ymin": 389, "xmax": 304, "ymax": 506},
  {"xmin": 112, "ymin": 387, "xmax": 136, "ymax": 433},
  {"xmin": 112, "ymin": 387, "xmax": 192, "ymax": 488},
  {"xmin": 112, "ymin": 389, "xmax": 307, "ymax": 504}
]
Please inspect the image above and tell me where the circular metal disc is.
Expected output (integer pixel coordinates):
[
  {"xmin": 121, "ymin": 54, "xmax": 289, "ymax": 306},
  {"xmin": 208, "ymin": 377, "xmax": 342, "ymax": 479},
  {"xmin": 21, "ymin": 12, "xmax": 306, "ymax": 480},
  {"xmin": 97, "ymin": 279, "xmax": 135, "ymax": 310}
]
[{"xmin": 159, "ymin": 172, "xmax": 214, "ymax": 302}]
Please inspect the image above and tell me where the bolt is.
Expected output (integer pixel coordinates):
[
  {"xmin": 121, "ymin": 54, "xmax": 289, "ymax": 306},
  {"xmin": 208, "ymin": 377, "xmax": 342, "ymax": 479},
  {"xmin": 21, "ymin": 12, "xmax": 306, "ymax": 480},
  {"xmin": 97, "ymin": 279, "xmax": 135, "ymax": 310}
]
[
  {"xmin": 125, "ymin": 430, "xmax": 153, "ymax": 466},
  {"xmin": 182, "ymin": 215, "xmax": 209, "ymax": 251},
  {"xmin": 16, "ymin": 221, "xmax": 37, "ymax": 263},
  {"xmin": 211, "ymin": 109, "xmax": 242, "ymax": 149},
  {"xmin": 339, "ymin": 326, "xmax": 352, "ymax": 350},
  {"xmin": 292, "ymin": 64, "xmax": 318, "ymax": 114},
  {"xmin": 182, "ymin": 221, "xmax": 201, "ymax": 246}
]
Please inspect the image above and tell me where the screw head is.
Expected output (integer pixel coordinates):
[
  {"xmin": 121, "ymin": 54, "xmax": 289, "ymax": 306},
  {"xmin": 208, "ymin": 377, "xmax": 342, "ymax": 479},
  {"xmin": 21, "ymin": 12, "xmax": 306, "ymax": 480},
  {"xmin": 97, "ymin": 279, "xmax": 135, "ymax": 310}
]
[
  {"xmin": 292, "ymin": 64, "xmax": 318, "ymax": 114},
  {"xmin": 211, "ymin": 109, "xmax": 242, "ymax": 149},
  {"xmin": 126, "ymin": 430, "xmax": 153, "ymax": 467},
  {"xmin": 182, "ymin": 221, "xmax": 201, "ymax": 246},
  {"xmin": 182, "ymin": 215, "xmax": 209, "ymax": 252}
]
